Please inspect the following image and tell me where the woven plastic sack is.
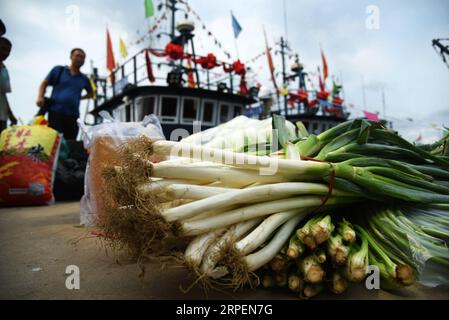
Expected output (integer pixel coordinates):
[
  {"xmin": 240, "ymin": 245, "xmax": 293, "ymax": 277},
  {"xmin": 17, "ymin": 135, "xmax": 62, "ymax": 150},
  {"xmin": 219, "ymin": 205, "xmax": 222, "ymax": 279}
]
[{"xmin": 0, "ymin": 123, "xmax": 61, "ymax": 205}]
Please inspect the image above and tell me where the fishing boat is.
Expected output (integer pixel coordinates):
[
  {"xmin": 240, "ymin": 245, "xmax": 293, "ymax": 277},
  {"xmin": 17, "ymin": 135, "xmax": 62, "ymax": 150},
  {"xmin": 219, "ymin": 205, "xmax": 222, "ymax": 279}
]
[
  {"xmin": 86, "ymin": 2, "xmax": 258, "ymax": 139},
  {"xmin": 253, "ymin": 35, "xmax": 352, "ymax": 135},
  {"xmin": 85, "ymin": 0, "xmax": 356, "ymax": 139}
]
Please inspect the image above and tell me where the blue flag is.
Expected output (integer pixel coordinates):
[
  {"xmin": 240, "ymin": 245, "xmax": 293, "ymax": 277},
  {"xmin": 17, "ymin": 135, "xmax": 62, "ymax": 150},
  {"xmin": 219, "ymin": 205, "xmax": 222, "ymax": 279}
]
[{"xmin": 231, "ymin": 12, "xmax": 242, "ymax": 38}]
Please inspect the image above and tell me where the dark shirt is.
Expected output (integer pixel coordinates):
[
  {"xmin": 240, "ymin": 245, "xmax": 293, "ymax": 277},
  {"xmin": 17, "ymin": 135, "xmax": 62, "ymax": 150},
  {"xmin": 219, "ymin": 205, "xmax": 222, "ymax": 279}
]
[{"xmin": 46, "ymin": 65, "xmax": 92, "ymax": 117}]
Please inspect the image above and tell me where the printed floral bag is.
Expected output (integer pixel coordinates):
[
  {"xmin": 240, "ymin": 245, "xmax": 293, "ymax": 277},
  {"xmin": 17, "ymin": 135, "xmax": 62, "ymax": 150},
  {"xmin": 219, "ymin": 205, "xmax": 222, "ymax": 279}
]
[{"xmin": 0, "ymin": 121, "xmax": 61, "ymax": 205}]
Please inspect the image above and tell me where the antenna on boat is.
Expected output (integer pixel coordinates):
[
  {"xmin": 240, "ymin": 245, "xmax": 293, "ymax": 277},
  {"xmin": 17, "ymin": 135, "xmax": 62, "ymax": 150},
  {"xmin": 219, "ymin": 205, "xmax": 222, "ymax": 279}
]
[
  {"xmin": 283, "ymin": 0, "xmax": 288, "ymax": 42},
  {"xmin": 339, "ymin": 70, "xmax": 345, "ymax": 101},
  {"xmin": 279, "ymin": 36, "xmax": 289, "ymax": 116},
  {"xmin": 168, "ymin": 0, "xmax": 177, "ymax": 41}
]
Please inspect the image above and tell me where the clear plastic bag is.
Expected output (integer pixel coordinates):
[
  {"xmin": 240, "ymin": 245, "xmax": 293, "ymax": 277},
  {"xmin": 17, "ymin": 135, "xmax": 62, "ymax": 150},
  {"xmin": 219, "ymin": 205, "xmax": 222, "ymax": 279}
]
[
  {"xmin": 401, "ymin": 207, "xmax": 449, "ymax": 288},
  {"xmin": 372, "ymin": 207, "xmax": 449, "ymax": 288},
  {"xmin": 79, "ymin": 111, "xmax": 165, "ymax": 149},
  {"xmin": 181, "ymin": 115, "xmax": 297, "ymax": 152},
  {"xmin": 78, "ymin": 111, "xmax": 165, "ymax": 226}
]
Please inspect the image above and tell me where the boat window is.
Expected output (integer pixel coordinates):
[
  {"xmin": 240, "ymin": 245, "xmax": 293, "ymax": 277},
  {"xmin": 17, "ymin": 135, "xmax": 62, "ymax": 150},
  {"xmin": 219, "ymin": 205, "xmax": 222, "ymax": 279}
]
[
  {"xmin": 233, "ymin": 105, "xmax": 243, "ymax": 117},
  {"xmin": 160, "ymin": 96, "xmax": 179, "ymax": 122},
  {"xmin": 181, "ymin": 97, "xmax": 199, "ymax": 124},
  {"xmin": 201, "ymin": 100, "xmax": 216, "ymax": 124},
  {"xmin": 135, "ymin": 96, "xmax": 156, "ymax": 121},
  {"xmin": 219, "ymin": 104, "xmax": 230, "ymax": 123}
]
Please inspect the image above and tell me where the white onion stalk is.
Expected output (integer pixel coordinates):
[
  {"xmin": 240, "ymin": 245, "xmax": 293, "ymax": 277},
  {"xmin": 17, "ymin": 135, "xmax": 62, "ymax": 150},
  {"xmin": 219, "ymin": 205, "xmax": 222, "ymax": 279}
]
[
  {"xmin": 236, "ymin": 209, "xmax": 310, "ymax": 255},
  {"xmin": 208, "ymin": 216, "xmax": 304, "ymax": 280},
  {"xmin": 158, "ymin": 199, "xmax": 194, "ymax": 210},
  {"xmin": 200, "ymin": 218, "xmax": 261, "ymax": 275},
  {"xmin": 244, "ymin": 214, "xmax": 303, "ymax": 272},
  {"xmin": 180, "ymin": 196, "xmax": 358, "ymax": 236},
  {"xmin": 165, "ymin": 184, "xmax": 236, "ymax": 200},
  {"xmin": 151, "ymin": 162, "xmax": 296, "ymax": 187},
  {"xmin": 182, "ymin": 204, "xmax": 242, "ymax": 223},
  {"xmin": 163, "ymin": 182, "xmax": 352, "ymax": 222},
  {"xmin": 138, "ymin": 178, "xmax": 210, "ymax": 195},
  {"xmin": 150, "ymin": 140, "xmax": 331, "ymax": 176},
  {"xmin": 184, "ymin": 228, "xmax": 226, "ymax": 268}
]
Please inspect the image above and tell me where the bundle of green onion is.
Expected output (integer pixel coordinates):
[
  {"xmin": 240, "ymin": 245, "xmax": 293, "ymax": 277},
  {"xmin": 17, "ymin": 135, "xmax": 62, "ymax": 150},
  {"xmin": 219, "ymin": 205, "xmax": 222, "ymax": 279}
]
[
  {"xmin": 98, "ymin": 116, "xmax": 449, "ymax": 295},
  {"xmin": 258, "ymin": 214, "xmax": 362, "ymax": 298},
  {"xmin": 259, "ymin": 206, "xmax": 449, "ymax": 298}
]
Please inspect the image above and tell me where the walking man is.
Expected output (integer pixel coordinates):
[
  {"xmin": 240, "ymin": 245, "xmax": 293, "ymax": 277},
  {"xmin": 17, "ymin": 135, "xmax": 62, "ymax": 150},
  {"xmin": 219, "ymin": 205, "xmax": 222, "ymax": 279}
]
[{"xmin": 36, "ymin": 48, "xmax": 93, "ymax": 139}]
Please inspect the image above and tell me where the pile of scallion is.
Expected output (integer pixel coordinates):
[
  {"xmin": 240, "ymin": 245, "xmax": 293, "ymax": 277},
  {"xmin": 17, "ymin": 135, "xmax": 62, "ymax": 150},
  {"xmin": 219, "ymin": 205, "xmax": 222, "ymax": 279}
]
[
  {"xmin": 99, "ymin": 116, "xmax": 449, "ymax": 297},
  {"xmin": 260, "ymin": 205, "xmax": 449, "ymax": 298}
]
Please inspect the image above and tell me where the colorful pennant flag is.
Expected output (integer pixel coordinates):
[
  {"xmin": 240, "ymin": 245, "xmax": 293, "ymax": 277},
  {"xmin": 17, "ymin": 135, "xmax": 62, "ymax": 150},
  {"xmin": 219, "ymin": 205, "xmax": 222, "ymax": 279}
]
[
  {"xmin": 89, "ymin": 76, "xmax": 97, "ymax": 100},
  {"xmin": 144, "ymin": 0, "xmax": 154, "ymax": 18},
  {"xmin": 263, "ymin": 26, "xmax": 278, "ymax": 92},
  {"xmin": 231, "ymin": 12, "xmax": 242, "ymax": 38},
  {"xmin": 106, "ymin": 28, "xmax": 116, "ymax": 72},
  {"xmin": 321, "ymin": 48, "xmax": 328, "ymax": 81},
  {"xmin": 363, "ymin": 111, "xmax": 380, "ymax": 122},
  {"xmin": 119, "ymin": 37, "xmax": 128, "ymax": 59},
  {"xmin": 280, "ymin": 88, "xmax": 289, "ymax": 96},
  {"xmin": 331, "ymin": 80, "xmax": 342, "ymax": 97}
]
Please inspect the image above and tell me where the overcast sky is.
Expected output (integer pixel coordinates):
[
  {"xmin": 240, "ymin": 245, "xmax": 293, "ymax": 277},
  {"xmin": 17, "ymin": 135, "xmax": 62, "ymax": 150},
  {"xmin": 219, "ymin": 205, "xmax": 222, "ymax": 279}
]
[{"xmin": 1, "ymin": 0, "xmax": 448, "ymax": 142}]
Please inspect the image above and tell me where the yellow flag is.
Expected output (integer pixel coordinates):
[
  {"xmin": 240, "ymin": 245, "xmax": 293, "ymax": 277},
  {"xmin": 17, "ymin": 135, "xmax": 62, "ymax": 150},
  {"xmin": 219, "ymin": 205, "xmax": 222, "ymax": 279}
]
[
  {"xmin": 89, "ymin": 76, "xmax": 97, "ymax": 100},
  {"xmin": 119, "ymin": 37, "xmax": 128, "ymax": 58}
]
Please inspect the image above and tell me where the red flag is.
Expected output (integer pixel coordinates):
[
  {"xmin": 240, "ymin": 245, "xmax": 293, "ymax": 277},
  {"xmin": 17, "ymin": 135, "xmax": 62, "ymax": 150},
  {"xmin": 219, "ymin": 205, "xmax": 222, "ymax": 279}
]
[
  {"xmin": 363, "ymin": 111, "xmax": 380, "ymax": 122},
  {"xmin": 263, "ymin": 27, "xmax": 278, "ymax": 92},
  {"xmin": 321, "ymin": 48, "xmax": 328, "ymax": 81},
  {"xmin": 106, "ymin": 28, "xmax": 116, "ymax": 72},
  {"xmin": 145, "ymin": 49, "xmax": 155, "ymax": 83}
]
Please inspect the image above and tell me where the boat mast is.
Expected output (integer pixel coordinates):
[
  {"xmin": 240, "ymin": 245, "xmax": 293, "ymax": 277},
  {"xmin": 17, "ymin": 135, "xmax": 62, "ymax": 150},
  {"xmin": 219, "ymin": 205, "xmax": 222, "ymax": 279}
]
[
  {"xmin": 168, "ymin": 0, "xmax": 177, "ymax": 41},
  {"xmin": 280, "ymin": 36, "xmax": 288, "ymax": 116},
  {"xmin": 280, "ymin": 0, "xmax": 289, "ymax": 116}
]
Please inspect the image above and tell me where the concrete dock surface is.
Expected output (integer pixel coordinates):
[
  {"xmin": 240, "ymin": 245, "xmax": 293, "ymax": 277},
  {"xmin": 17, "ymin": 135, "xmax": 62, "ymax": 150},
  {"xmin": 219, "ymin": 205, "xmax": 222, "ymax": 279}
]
[{"xmin": 1, "ymin": 202, "xmax": 448, "ymax": 300}]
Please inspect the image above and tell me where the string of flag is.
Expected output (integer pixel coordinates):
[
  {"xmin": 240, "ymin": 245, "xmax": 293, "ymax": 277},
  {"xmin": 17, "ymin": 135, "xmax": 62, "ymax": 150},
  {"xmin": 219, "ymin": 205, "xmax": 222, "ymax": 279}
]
[
  {"xmin": 112, "ymin": 0, "xmax": 242, "ymax": 66},
  {"xmin": 179, "ymin": 0, "xmax": 233, "ymax": 59},
  {"xmin": 130, "ymin": 11, "xmax": 168, "ymax": 46},
  {"xmin": 244, "ymin": 48, "xmax": 272, "ymax": 65},
  {"xmin": 119, "ymin": 0, "xmax": 167, "ymax": 49}
]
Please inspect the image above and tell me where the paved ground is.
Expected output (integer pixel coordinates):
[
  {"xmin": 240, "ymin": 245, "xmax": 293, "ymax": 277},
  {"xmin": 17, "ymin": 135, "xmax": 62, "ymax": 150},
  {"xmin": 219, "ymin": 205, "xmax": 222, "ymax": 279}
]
[{"xmin": 0, "ymin": 202, "xmax": 448, "ymax": 300}]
